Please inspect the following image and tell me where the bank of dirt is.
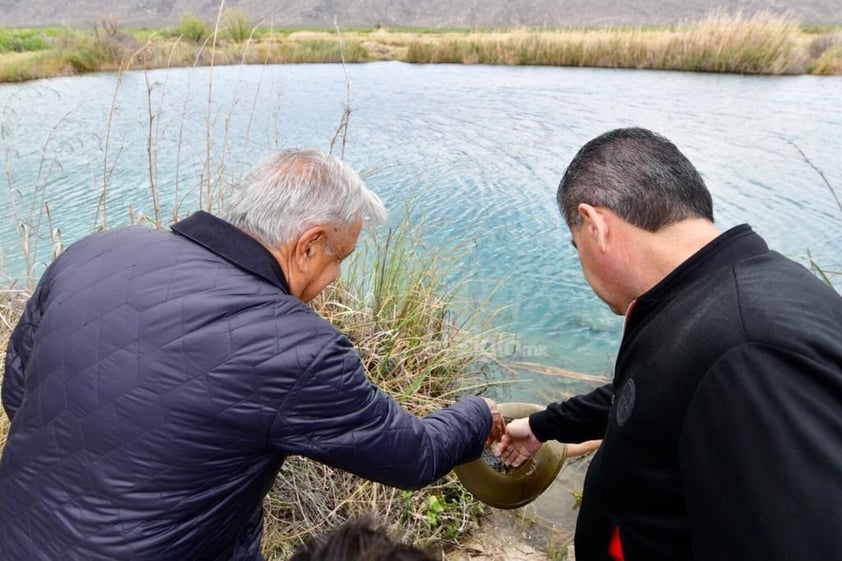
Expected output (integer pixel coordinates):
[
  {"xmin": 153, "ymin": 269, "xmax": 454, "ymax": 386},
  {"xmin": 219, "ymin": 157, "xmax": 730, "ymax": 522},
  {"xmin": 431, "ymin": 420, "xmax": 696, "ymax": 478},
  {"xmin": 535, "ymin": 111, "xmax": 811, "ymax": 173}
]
[{"xmin": 448, "ymin": 453, "xmax": 593, "ymax": 561}]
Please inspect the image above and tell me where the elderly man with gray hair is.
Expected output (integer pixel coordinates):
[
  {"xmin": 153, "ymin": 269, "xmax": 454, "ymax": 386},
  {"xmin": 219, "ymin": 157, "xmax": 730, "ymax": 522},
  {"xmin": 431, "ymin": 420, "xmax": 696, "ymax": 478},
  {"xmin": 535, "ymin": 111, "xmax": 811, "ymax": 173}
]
[{"xmin": 0, "ymin": 150, "xmax": 504, "ymax": 561}]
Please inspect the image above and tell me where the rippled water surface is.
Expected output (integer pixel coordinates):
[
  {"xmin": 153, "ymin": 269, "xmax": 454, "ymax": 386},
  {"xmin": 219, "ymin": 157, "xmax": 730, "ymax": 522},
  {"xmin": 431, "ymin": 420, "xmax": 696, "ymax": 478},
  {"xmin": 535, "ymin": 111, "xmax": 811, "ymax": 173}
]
[{"xmin": 1, "ymin": 62, "xmax": 840, "ymax": 402}]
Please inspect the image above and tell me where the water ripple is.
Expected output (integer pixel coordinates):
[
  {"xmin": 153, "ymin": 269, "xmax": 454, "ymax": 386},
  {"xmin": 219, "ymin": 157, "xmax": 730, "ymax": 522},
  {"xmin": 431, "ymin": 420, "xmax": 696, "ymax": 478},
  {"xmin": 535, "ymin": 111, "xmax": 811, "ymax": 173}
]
[{"xmin": 1, "ymin": 63, "xmax": 840, "ymax": 401}]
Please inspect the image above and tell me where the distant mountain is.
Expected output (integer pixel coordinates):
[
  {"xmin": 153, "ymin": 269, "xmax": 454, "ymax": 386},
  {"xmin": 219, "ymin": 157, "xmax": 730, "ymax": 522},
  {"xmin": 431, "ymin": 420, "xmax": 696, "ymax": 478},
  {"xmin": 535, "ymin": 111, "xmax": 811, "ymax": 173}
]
[{"xmin": 1, "ymin": 0, "xmax": 840, "ymax": 29}]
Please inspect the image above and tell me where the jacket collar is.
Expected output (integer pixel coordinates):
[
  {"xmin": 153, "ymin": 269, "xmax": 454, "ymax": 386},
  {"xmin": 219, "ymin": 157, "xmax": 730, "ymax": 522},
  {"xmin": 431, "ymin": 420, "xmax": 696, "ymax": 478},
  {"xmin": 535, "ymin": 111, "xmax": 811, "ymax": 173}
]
[
  {"xmin": 171, "ymin": 211, "xmax": 290, "ymax": 294},
  {"xmin": 622, "ymin": 224, "xmax": 767, "ymax": 341},
  {"xmin": 640, "ymin": 224, "xmax": 767, "ymax": 304}
]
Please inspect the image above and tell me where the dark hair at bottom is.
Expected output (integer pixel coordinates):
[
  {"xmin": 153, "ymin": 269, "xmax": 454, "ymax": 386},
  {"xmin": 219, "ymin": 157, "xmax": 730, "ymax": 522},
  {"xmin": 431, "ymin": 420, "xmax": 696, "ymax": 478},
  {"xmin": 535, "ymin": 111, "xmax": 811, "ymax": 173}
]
[{"xmin": 288, "ymin": 516, "xmax": 437, "ymax": 561}]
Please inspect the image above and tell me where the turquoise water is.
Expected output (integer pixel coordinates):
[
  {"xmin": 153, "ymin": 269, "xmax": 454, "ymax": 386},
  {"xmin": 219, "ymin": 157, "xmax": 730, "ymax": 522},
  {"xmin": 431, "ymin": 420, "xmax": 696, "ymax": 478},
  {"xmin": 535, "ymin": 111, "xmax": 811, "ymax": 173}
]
[{"xmin": 1, "ymin": 62, "xmax": 840, "ymax": 403}]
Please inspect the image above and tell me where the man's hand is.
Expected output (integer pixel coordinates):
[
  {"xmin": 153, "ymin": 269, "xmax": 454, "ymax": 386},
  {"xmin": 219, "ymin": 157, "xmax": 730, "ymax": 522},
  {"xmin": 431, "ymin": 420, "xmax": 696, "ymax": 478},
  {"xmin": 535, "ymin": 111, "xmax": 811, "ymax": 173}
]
[
  {"xmin": 482, "ymin": 398, "xmax": 507, "ymax": 447},
  {"xmin": 494, "ymin": 417, "xmax": 542, "ymax": 468}
]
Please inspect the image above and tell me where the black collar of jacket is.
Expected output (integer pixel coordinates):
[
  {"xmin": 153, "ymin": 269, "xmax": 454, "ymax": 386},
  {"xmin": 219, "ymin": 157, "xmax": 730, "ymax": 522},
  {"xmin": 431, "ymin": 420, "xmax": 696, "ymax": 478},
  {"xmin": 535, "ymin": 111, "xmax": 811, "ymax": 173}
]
[
  {"xmin": 170, "ymin": 210, "xmax": 291, "ymax": 294},
  {"xmin": 623, "ymin": 224, "xmax": 767, "ymax": 341}
]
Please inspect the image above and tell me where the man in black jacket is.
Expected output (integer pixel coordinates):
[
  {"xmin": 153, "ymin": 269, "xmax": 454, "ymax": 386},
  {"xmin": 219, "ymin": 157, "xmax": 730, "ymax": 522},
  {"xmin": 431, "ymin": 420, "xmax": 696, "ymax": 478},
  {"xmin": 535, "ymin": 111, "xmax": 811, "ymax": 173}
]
[
  {"xmin": 0, "ymin": 150, "xmax": 505, "ymax": 561},
  {"xmin": 496, "ymin": 127, "xmax": 842, "ymax": 560}
]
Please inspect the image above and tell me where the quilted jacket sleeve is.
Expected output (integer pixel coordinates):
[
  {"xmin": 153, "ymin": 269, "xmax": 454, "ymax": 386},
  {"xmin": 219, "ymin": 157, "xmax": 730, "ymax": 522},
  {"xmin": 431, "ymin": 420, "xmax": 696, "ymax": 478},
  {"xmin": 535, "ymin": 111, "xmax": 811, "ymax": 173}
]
[
  {"xmin": 3, "ymin": 275, "xmax": 52, "ymax": 420},
  {"xmin": 269, "ymin": 328, "xmax": 491, "ymax": 490}
]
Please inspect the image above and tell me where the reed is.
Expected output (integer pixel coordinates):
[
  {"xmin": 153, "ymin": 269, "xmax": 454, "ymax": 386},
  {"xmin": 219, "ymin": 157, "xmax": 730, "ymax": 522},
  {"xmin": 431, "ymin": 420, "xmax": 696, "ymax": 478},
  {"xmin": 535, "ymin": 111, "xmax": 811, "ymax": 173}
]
[
  {"xmin": 673, "ymin": 10, "xmax": 808, "ymax": 73},
  {"xmin": 781, "ymin": 138, "xmax": 842, "ymax": 288},
  {"xmin": 405, "ymin": 10, "xmax": 816, "ymax": 74}
]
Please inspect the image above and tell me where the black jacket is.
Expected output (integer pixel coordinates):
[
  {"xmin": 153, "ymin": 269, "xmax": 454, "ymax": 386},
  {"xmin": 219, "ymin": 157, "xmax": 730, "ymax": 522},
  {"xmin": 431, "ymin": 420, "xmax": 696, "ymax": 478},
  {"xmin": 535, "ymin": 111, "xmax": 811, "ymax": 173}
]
[
  {"xmin": 0, "ymin": 212, "xmax": 491, "ymax": 561},
  {"xmin": 530, "ymin": 225, "xmax": 842, "ymax": 560}
]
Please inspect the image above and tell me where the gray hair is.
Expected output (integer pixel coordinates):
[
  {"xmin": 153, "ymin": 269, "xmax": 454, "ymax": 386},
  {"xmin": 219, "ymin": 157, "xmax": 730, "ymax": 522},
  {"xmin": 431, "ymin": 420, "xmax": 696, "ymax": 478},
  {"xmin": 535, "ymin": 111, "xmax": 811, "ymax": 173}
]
[
  {"xmin": 222, "ymin": 150, "xmax": 387, "ymax": 247},
  {"xmin": 557, "ymin": 127, "xmax": 714, "ymax": 231}
]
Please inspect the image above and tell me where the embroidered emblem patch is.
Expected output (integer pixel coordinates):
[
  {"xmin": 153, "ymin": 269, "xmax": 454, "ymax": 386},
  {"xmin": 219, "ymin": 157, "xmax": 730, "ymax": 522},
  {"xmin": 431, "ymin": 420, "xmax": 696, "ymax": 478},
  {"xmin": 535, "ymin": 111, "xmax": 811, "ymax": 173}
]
[{"xmin": 616, "ymin": 379, "xmax": 636, "ymax": 427}]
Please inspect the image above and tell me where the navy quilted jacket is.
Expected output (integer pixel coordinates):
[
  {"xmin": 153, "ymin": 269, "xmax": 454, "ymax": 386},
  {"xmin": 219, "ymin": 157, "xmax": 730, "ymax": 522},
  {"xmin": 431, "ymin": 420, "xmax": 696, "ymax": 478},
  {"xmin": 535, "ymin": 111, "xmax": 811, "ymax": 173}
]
[{"xmin": 0, "ymin": 212, "xmax": 491, "ymax": 561}]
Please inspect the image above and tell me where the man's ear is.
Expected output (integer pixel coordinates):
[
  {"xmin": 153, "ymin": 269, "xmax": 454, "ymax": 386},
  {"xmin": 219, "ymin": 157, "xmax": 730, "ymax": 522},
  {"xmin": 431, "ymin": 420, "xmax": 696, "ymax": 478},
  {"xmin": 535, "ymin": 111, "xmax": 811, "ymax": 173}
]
[
  {"xmin": 294, "ymin": 226, "xmax": 327, "ymax": 266},
  {"xmin": 577, "ymin": 203, "xmax": 609, "ymax": 252}
]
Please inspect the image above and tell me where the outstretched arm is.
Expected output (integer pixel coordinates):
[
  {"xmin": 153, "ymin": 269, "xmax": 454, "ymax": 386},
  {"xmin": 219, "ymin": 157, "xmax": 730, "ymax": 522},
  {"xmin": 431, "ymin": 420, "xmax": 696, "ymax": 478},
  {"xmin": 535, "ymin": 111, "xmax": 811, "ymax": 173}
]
[
  {"xmin": 270, "ymin": 330, "xmax": 501, "ymax": 490},
  {"xmin": 495, "ymin": 384, "xmax": 613, "ymax": 467},
  {"xmin": 528, "ymin": 383, "xmax": 613, "ymax": 443}
]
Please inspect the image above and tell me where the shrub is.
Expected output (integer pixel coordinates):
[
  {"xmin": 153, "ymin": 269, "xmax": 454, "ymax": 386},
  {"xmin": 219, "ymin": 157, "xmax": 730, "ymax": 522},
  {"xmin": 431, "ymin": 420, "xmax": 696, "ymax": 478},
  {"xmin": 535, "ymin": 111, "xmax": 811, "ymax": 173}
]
[
  {"xmin": 61, "ymin": 36, "xmax": 116, "ymax": 73},
  {"xmin": 0, "ymin": 28, "xmax": 50, "ymax": 53},
  {"xmin": 224, "ymin": 8, "xmax": 253, "ymax": 43},
  {"xmin": 177, "ymin": 12, "xmax": 211, "ymax": 44}
]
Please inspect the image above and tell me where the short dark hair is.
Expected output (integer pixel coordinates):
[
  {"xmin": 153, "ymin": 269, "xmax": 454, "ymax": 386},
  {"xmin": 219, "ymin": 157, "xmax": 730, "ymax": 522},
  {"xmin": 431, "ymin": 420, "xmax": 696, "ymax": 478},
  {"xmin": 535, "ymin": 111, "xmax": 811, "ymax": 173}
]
[
  {"xmin": 288, "ymin": 517, "xmax": 436, "ymax": 561},
  {"xmin": 557, "ymin": 127, "xmax": 714, "ymax": 231}
]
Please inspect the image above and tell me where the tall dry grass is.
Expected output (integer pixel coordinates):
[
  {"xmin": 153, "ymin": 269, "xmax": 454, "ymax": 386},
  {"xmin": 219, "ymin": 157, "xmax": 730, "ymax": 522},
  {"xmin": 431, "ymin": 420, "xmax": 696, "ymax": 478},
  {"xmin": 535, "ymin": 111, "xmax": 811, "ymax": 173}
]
[
  {"xmin": 405, "ymin": 10, "xmax": 820, "ymax": 74},
  {"xmin": 2, "ymin": 9, "xmax": 841, "ymax": 82}
]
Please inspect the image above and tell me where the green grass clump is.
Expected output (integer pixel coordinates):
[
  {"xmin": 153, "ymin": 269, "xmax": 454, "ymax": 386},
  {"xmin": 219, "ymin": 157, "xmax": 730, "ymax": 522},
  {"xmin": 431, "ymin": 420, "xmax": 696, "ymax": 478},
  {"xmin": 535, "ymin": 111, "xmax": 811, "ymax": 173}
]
[
  {"xmin": 0, "ymin": 28, "xmax": 50, "ymax": 52},
  {"xmin": 224, "ymin": 8, "xmax": 254, "ymax": 43},
  {"xmin": 176, "ymin": 12, "xmax": 212, "ymax": 44},
  {"xmin": 61, "ymin": 36, "xmax": 119, "ymax": 73}
]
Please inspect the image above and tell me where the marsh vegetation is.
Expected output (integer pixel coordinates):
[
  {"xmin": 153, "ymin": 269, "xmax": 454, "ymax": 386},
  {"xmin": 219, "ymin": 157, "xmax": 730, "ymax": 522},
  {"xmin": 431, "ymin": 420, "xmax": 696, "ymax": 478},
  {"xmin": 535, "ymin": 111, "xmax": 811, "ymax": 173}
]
[{"xmin": 1, "ymin": 10, "xmax": 840, "ymax": 83}]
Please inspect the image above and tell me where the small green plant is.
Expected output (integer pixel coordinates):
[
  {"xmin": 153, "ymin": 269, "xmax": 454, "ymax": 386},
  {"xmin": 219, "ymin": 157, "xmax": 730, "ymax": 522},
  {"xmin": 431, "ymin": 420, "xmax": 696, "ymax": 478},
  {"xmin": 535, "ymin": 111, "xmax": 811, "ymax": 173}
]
[
  {"xmin": 401, "ymin": 486, "xmax": 482, "ymax": 542},
  {"xmin": 419, "ymin": 493, "xmax": 446, "ymax": 526},
  {"xmin": 546, "ymin": 533, "xmax": 571, "ymax": 561},
  {"xmin": 571, "ymin": 490, "xmax": 584, "ymax": 509}
]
